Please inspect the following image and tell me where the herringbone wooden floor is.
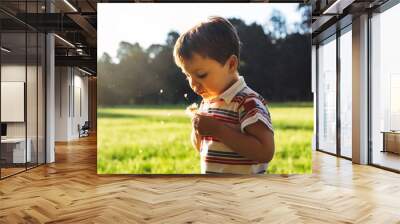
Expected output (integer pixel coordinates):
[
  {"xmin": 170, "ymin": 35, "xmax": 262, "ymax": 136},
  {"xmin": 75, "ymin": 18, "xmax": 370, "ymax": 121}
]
[{"xmin": 1, "ymin": 135, "xmax": 400, "ymax": 224}]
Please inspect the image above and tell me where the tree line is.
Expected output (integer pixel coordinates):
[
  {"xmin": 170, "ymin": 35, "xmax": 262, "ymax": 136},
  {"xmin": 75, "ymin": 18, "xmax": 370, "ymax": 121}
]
[{"xmin": 98, "ymin": 6, "xmax": 312, "ymax": 106}]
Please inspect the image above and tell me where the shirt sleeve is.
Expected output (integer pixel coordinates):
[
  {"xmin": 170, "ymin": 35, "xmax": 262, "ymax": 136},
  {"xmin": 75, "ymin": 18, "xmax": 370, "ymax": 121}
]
[{"xmin": 238, "ymin": 96, "xmax": 274, "ymax": 134}]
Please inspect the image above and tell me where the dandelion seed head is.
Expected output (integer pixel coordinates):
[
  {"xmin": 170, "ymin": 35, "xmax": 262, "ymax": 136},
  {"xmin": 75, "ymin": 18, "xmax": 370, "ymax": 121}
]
[{"xmin": 185, "ymin": 103, "xmax": 199, "ymax": 118}]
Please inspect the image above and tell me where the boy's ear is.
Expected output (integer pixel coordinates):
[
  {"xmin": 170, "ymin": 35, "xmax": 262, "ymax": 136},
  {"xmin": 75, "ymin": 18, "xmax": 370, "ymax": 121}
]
[{"xmin": 227, "ymin": 55, "xmax": 238, "ymax": 71}]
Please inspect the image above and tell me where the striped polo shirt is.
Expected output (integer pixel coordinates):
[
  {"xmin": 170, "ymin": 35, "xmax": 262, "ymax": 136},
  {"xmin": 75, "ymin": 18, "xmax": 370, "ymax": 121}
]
[{"xmin": 198, "ymin": 76, "xmax": 274, "ymax": 174}]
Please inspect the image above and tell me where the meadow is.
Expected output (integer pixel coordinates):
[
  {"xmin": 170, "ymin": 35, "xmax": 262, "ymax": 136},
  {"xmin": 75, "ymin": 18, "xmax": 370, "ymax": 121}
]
[{"xmin": 97, "ymin": 102, "xmax": 313, "ymax": 174}]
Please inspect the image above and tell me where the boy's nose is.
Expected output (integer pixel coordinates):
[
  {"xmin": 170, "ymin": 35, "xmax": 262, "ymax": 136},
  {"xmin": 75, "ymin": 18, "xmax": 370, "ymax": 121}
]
[{"xmin": 191, "ymin": 83, "xmax": 202, "ymax": 93}]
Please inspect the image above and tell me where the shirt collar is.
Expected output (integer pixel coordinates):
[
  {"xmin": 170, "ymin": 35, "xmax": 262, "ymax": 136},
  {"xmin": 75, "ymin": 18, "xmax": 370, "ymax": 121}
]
[{"xmin": 210, "ymin": 76, "xmax": 246, "ymax": 104}]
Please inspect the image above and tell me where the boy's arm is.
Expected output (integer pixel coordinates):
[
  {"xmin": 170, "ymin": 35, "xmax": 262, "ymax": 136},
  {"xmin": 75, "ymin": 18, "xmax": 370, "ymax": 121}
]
[
  {"xmin": 194, "ymin": 96, "xmax": 274, "ymax": 162},
  {"xmin": 215, "ymin": 121, "xmax": 274, "ymax": 163},
  {"xmin": 196, "ymin": 116, "xmax": 274, "ymax": 163}
]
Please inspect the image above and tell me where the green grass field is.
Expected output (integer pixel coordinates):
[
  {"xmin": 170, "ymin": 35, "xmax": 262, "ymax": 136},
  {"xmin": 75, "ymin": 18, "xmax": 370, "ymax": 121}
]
[{"xmin": 97, "ymin": 102, "xmax": 313, "ymax": 174}]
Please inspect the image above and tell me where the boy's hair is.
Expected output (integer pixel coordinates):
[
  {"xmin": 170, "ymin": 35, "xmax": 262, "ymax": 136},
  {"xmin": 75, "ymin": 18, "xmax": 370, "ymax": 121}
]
[{"xmin": 173, "ymin": 16, "xmax": 241, "ymax": 68}]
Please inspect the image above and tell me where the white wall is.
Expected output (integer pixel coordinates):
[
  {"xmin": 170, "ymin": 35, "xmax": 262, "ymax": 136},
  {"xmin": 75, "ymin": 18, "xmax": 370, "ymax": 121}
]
[
  {"xmin": 55, "ymin": 67, "xmax": 89, "ymax": 141},
  {"xmin": 1, "ymin": 65, "xmax": 37, "ymax": 138},
  {"xmin": 1, "ymin": 63, "xmax": 46, "ymax": 164},
  {"xmin": 1, "ymin": 65, "xmax": 26, "ymax": 143},
  {"xmin": 1, "ymin": 66, "xmax": 26, "ymax": 129},
  {"xmin": 74, "ymin": 69, "xmax": 89, "ymax": 139},
  {"xmin": 55, "ymin": 66, "xmax": 70, "ymax": 141}
]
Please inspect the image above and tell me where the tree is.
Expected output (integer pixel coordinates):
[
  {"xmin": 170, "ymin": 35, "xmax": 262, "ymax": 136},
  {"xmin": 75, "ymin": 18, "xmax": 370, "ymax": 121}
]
[
  {"xmin": 266, "ymin": 9, "xmax": 288, "ymax": 39},
  {"xmin": 165, "ymin": 31, "xmax": 180, "ymax": 47},
  {"xmin": 296, "ymin": 4, "xmax": 312, "ymax": 34},
  {"xmin": 97, "ymin": 53, "xmax": 116, "ymax": 105},
  {"xmin": 97, "ymin": 16, "xmax": 312, "ymax": 106}
]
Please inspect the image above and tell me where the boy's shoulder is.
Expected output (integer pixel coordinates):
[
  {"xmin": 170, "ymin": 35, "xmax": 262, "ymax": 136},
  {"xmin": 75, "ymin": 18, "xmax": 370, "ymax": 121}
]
[{"xmin": 231, "ymin": 86, "xmax": 267, "ymax": 106}]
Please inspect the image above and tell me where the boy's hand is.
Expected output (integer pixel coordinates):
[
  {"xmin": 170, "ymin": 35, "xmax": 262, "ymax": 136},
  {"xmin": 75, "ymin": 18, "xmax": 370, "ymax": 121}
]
[
  {"xmin": 190, "ymin": 115, "xmax": 202, "ymax": 151},
  {"xmin": 191, "ymin": 115, "xmax": 200, "ymax": 134},
  {"xmin": 193, "ymin": 113, "xmax": 222, "ymax": 136}
]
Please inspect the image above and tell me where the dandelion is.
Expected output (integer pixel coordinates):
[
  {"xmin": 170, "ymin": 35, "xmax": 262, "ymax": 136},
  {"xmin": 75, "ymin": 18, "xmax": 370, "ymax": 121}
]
[{"xmin": 185, "ymin": 103, "xmax": 199, "ymax": 118}]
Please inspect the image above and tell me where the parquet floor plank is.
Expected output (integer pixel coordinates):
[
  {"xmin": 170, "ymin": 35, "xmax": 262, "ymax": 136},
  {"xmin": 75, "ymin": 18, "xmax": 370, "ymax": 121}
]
[{"xmin": 0, "ymin": 135, "xmax": 399, "ymax": 223}]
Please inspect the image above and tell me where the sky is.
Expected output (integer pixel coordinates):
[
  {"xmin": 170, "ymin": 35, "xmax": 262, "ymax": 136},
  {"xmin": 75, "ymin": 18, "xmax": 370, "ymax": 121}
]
[{"xmin": 98, "ymin": 3, "xmax": 303, "ymax": 62}]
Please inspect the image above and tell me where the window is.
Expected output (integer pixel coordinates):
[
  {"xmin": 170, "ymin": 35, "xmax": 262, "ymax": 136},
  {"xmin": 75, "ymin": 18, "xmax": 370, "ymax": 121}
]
[
  {"xmin": 0, "ymin": 1, "xmax": 47, "ymax": 179},
  {"xmin": 317, "ymin": 35, "xmax": 337, "ymax": 154},
  {"xmin": 370, "ymin": 2, "xmax": 400, "ymax": 171},
  {"xmin": 339, "ymin": 28, "xmax": 352, "ymax": 158}
]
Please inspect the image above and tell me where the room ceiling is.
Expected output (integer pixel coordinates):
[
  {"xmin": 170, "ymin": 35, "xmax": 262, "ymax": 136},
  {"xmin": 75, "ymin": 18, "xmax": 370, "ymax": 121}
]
[
  {"xmin": 310, "ymin": 0, "xmax": 390, "ymax": 43},
  {"xmin": 0, "ymin": 0, "xmax": 98, "ymax": 75}
]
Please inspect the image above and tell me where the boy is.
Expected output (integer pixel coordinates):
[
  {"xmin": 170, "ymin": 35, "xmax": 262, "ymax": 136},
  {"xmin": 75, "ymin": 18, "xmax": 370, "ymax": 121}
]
[{"xmin": 173, "ymin": 16, "xmax": 275, "ymax": 174}]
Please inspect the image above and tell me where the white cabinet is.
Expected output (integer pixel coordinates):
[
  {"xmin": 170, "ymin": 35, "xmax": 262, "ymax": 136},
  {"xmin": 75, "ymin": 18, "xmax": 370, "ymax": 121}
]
[{"xmin": 1, "ymin": 138, "xmax": 32, "ymax": 163}]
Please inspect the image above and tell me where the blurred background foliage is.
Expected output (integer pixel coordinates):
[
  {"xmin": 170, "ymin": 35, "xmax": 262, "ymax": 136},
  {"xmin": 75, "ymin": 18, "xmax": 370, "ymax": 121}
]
[{"xmin": 98, "ymin": 5, "xmax": 312, "ymax": 106}]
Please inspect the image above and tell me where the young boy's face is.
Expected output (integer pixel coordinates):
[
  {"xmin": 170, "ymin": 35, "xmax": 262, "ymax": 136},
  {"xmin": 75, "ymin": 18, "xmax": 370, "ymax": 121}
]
[{"xmin": 180, "ymin": 53, "xmax": 237, "ymax": 100}]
